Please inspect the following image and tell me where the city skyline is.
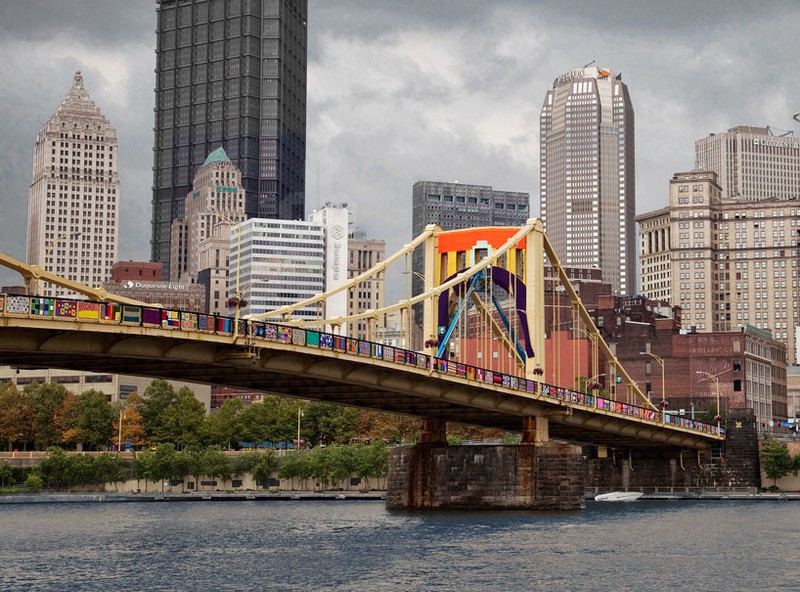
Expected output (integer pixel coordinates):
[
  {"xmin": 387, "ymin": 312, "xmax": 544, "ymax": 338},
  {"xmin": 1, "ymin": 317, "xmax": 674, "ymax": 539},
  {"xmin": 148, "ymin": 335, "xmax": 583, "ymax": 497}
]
[{"xmin": 2, "ymin": 1, "xmax": 800, "ymax": 290}]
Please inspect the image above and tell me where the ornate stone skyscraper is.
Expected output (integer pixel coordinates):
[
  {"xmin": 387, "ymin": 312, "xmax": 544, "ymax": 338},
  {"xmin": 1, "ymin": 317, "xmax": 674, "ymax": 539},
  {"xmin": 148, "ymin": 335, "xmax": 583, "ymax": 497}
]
[
  {"xmin": 540, "ymin": 65, "xmax": 635, "ymax": 295},
  {"xmin": 152, "ymin": 0, "xmax": 308, "ymax": 279},
  {"xmin": 27, "ymin": 71, "xmax": 119, "ymax": 297}
]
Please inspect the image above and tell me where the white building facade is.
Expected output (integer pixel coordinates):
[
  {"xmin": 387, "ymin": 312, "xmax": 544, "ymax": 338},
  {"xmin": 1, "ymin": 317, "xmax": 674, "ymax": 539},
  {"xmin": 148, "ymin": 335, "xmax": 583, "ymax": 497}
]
[
  {"xmin": 695, "ymin": 126, "xmax": 800, "ymax": 201},
  {"xmin": 308, "ymin": 203, "xmax": 349, "ymax": 331},
  {"xmin": 232, "ymin": 219, "xmax": 324, "ymax": 320}
]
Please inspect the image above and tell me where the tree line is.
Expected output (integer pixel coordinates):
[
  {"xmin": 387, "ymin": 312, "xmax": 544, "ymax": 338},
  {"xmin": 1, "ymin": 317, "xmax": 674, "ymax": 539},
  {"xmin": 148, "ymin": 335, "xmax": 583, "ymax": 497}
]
[
  {"xmin": 0, "ymin": 442, "xmax": 390, "ymax": 492},
  {"xmin": 0, "ymin": 379, "xmax": 501, "ymax": 452}
]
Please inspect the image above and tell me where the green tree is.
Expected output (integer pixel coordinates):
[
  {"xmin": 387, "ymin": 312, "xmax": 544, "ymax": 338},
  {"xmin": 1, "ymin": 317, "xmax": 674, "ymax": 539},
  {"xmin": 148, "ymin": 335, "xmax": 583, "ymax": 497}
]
[
  {"xmin": 70, "ymin": 455, "xmax": 97, "ymax": 485},
  {"xmin": 761, "ymin": 438, "xmax": 793, "ymax": 487},
  {"xmin": 239, "ymin": 402, "xmax": 273, "ymax": 445},
  {"xmin": 355, "ymin": 441, "xmax": 390, "ymax": 490},
  {"xmin": 94, "ymin": 453, "xmax": 129, "ymax": 490},
  {"xmin": 27, "ymin": 383, "xmax": 68, "ymax": 450},
  {"xmin": 37, "ymin": 447, "xmax": 75, "ymax": 488},
  {"xmin": 139, "ymin": 380, "xmax": 178, "ymax": 440},
  {"xmin": 73, "ymin": 390, "xmax": 116, "ymax": 450},
  {"xmin": 240, "ymin": 397, "xmax": 297, "ymax": 444},
  {"xmin": 0, "ymin": 461, "xmax": 14, "ymax": 487},
  {"xmin": 327, "ymin": 445, "xmax": 357, "ymax": 488},
  {"xmin": 150, "ymin": 443, "xmax": 180, "ymax": 491},
  {"xmin": 201, "ymin": 447, "xmax": 233, "ymax": 488},
  {"xmin": 233, "ymin": 451, "xmax": 278, "ymax": 489},
  {"xmin": 303, "ymin": 402, "xmax": 359, "ymax": 446},
  {"xmin": 133, "ymin": 450, "xmax": 155, "ymax": 492},
  {"xmin": 203, "ymin": 398, "xmax": 244, "ymax": 449},
  {"xmin": 279, "ymin": 450, "xmax": 313, "ymax": 489},
  {"xmin": 307, "ymin": 447, "xmax": 333, "ymax": 491},
  {"xmin": 154, "ymin": 387, "xmax": 206, "ymax": 447},
  {"xmin": 24, "ymin": 474, "xmax": 43, "ymax": 492}
]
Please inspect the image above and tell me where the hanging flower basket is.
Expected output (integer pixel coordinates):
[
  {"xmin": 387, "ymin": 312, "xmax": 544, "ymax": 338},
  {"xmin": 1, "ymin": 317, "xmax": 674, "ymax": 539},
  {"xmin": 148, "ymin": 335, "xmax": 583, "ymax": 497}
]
[
  {"xmin": 424, "ymin": 339, "xmax": 439, "ymax": 349},
  {"xmin": 533, "ymin": 368, "xmax": 544, "ymax": 376},
  {"xmin": 658, "ymin": 400, "xmax": 669, "ymax": 410},
  {"xmin": 714, "ymin": 415, "xmax": 723, "ymax": 423},
  {"xmin": 226, "ymin": 296, "xmax": 248, "ymax": 309}
]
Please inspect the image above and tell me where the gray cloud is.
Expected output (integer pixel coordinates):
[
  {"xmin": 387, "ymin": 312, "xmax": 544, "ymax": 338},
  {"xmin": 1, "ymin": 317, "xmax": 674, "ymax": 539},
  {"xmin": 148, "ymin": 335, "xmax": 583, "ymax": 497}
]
[{"xmin": 1, "ymin": 0, "xmax": 799, "ymax": 295}]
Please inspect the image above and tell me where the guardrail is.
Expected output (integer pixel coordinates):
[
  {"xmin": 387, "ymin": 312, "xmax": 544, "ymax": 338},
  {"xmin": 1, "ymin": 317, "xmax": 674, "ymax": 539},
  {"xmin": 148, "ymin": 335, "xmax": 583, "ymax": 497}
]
[{"xmin": 0, "ymin": 293, "xmax": 723, "ymax": 437}]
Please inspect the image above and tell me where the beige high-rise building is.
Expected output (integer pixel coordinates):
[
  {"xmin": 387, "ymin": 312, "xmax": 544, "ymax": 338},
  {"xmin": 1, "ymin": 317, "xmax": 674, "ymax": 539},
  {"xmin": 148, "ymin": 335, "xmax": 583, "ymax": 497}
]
[
  {"xmin": 168, "ymin": 147, "xmax": 246, "ymax": 313},
  {"xmin": 638, "ymin": 170, "xmax": 799, "ymax": 359},
  {"xmin": 27, "ymin": 72, "xmax": 119, "ymax": 296},
  {"xmin": 540, "ymin": 65, "xmax": 636, "ymax": 295},
  {"xmin": 347, "ymin": 228, "xmax": 385, "ymax": 339},
  {"xmin": 695, "ymin": 126, "xmax": 800, "ymax": 201}
]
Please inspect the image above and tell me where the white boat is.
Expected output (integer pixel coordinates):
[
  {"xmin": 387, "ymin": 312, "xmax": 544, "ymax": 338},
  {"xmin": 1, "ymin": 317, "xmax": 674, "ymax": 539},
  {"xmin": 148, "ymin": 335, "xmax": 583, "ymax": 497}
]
[{"xmin": 594, "ymin": 491, "xmax": 644, "ymax": 502}]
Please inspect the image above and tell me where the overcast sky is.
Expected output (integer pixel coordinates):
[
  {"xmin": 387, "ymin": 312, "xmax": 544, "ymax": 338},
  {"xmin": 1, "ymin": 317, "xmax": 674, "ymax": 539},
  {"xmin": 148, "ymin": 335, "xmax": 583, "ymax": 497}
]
[{"xmin": 1, "ymin": 0, "xmax": 799, "ymax": 291}]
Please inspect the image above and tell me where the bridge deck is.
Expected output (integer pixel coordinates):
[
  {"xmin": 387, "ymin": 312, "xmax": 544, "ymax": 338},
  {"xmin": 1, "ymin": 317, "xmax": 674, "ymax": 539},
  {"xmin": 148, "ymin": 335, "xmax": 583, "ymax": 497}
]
[{"xmin": 0, "ymin": 296, "xmax": 723, "ymax": 451}]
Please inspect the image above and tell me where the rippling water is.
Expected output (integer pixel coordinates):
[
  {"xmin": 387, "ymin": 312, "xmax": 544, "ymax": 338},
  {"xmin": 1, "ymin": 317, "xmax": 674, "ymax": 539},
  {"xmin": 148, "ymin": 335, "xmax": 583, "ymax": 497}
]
[{"xmin": 2, "ymin": 500, "xmax": 800, "ymax": 591}]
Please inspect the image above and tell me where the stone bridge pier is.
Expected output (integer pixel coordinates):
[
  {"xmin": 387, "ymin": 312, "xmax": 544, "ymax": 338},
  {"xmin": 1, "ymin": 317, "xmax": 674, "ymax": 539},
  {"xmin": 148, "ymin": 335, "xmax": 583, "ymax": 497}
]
[
  {"xmin": 386, "ymin": 417, "xmax": 585, "ymax": 511},
  {"xmin": 386, "ymin": 411, "xmax": 759, "ymax": 511}
]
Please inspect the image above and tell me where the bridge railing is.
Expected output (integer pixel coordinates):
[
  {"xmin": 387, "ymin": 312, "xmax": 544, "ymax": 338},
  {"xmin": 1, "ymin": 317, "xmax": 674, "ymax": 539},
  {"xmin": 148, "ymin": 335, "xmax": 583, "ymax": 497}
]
[{"xmin": 0, "ymin": 293, "xmax": 723, "ymax": 437}]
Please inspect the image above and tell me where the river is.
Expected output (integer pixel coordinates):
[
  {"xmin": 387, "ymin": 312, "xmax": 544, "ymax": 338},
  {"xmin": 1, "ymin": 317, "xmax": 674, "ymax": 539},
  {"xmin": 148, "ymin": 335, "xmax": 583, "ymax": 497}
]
[{"xmin": 2, "ymin": 499, "xmax": 799, "ymax": 591}]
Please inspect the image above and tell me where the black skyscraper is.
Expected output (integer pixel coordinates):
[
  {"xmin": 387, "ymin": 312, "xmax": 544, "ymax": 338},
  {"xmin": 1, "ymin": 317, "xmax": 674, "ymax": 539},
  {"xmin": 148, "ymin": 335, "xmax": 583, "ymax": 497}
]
[{"xmin": 152, "ymin": 0, "xmax": 307, "ymax": 277}]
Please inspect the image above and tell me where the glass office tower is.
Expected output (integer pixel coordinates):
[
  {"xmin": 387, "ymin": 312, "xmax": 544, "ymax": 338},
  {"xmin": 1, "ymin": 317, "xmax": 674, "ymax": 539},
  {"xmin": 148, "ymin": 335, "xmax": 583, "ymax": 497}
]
[{"xmin": 153, "ymin": 0, "xmax": 307, "ymax": 277}]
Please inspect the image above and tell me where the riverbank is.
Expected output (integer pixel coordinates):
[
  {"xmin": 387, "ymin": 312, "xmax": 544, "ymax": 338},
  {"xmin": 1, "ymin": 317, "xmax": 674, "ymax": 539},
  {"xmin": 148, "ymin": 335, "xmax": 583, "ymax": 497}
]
[
  {"xmin": 0, "ymin": 491, "xmax": 386, "ymax": 504},
  {"xmin": 4, "ymin": 489, "xmax": 800, "ymax": 504}
]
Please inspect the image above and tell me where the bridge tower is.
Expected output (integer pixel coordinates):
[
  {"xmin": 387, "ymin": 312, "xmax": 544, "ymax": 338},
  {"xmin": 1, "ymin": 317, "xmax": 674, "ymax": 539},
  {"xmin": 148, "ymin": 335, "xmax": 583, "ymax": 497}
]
[{"xmin": 418, "ymin": 222, "xmax": 550, "ymax": 445}]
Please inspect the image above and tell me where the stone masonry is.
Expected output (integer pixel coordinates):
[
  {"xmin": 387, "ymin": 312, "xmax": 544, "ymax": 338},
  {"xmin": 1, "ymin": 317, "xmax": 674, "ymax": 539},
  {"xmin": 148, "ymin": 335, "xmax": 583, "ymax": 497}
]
[{"xmin": 386, "ymin": 442, "xmax": 585, "ymax": 511}]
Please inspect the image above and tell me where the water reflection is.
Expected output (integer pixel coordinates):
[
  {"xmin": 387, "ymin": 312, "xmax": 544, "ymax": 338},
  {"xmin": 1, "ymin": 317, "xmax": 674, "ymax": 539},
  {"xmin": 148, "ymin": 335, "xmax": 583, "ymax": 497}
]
[{"xmin": 1, "ymin": 500, "xmax": 800, "ymax": 591}]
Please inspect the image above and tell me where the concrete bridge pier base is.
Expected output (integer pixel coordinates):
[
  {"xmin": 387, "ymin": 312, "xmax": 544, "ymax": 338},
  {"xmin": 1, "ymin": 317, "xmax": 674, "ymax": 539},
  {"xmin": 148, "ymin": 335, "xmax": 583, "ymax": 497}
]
[{"xmin": 386, "ymin": 441, "xmax": 585, "ymax": 511}]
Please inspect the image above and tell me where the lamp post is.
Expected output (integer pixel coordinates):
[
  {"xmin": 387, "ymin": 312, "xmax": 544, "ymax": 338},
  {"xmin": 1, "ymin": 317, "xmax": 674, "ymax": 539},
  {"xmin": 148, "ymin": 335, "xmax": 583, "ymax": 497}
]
[
  {"xmin": 204, "ymin": 211, "xmax": 243, "ymax": 336},
  {"xmin": 117, "ymin": 406, "xmax": 130, "ymax": 453},
  {"xmin": 39, "ymin": 231, "xmax": 81, "ymax": 295},
  {"xmin": 296, "ymin": 407, "xmax": 304, "ymax": 451},
  {"xmin": 586, "ymin": 373, "xmax": 605, "ymax": 391},
  {"xmin": 639, "ymin": 351, "xmax": 666, "ymax": 406},
  {"xmin": 696, "ymin": 370, "xmax": 722, "ymax": 430}
]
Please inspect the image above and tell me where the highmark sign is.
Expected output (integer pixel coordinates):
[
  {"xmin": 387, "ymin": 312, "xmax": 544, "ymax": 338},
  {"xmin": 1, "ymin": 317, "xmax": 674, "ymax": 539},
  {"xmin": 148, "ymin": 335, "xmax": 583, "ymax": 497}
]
[{"xmin": 122, "ymin": 280, "xmax": 187, "ymax": 291}]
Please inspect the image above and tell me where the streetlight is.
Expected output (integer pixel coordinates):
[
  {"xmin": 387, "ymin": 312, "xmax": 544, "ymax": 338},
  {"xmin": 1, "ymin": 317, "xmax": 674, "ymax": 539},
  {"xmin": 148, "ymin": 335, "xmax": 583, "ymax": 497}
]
[
  {"xmin": 39, "ymin": 231, "xmax": 81, "ymax": 294},
  {"xmin": 204, "ymin": 211, "xmax": 243, "ymax": 336},
  {"xmin": 296, "ymin": 407, "xmax": 304, "ymax": 451},
  {"xmin": 586, "ymin": 373, "xmax": 605, "ymax": 391},
  {"xmin": 696, "ymin": 370, "xmax": 722, "ymax": 430},
  {"xmin": 639, "ymin": 351, "xmax": 666, "ymax": 406},
  {"xmin": 117, "ymin": 406, "xmax": 130, "ymax": 452}
]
